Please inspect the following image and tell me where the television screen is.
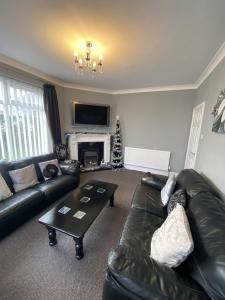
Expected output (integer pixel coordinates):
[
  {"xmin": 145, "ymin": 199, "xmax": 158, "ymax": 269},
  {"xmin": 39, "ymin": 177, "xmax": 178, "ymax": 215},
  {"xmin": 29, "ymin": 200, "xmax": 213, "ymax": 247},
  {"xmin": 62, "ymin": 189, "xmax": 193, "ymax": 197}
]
[{"xmin": 73, "ymin": 103, "xmax": 110, "ymax": 126}]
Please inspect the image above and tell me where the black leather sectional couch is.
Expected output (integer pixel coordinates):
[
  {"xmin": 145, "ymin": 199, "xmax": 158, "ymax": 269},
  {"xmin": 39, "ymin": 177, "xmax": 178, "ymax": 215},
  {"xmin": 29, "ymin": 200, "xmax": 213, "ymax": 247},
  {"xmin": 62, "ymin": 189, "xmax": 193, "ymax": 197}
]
[
  {"xmin": 0, "ymin": 153, "xmax": 80, "ymax": 239},
  {"xmin": 103, "ymin": 169, "xmax": 225, "ymax": 300}
]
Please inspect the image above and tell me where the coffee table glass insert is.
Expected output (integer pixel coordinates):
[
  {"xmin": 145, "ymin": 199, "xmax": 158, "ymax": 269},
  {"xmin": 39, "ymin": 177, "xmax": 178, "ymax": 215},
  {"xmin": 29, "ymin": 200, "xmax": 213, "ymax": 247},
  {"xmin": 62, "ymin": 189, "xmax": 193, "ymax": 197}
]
[{"xmin": 38, "ymin": 180, "xmax": 117, "ymax": 260}]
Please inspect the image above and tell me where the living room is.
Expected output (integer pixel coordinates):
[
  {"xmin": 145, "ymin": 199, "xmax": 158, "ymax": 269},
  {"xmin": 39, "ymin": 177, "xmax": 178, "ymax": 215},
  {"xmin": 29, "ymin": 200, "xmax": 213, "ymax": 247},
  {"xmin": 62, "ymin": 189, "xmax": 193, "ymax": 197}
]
[{"xmin": 0, "ymin": 1, "xmax": 225, "ymax": 300}]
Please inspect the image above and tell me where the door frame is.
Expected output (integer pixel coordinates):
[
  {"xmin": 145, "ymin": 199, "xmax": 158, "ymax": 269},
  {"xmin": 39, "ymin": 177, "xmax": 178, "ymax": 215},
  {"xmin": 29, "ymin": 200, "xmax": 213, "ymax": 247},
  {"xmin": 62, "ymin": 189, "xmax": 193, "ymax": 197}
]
[{"xmin": 184, "ymin": 101, "xmax": 205, "ymax": 169}]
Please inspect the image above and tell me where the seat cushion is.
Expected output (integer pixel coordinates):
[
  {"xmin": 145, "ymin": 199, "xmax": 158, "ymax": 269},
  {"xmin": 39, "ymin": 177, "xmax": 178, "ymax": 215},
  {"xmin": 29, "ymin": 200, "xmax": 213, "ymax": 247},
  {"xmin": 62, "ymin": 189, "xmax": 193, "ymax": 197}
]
[
  {"xmin": 0, "ymin": 189, "xmax": 43, "ymax": 238},
  {"xmin": 107, "ymin": 244, "xmax": 210, "ymax": 300},
  {"xmin": 132, "ymin": 183, "xmax": 167, "ymax": 218},
  {"xmin": 34, "ymin": 175, "xmax": 78, "ymax": 203},
  {"xmin": 120, "ymin": 207, "xmax": 163, "ymax": 254},
  {"xmin": 0, "ymin": 189, "xmax": 43, "ymax": 220}
]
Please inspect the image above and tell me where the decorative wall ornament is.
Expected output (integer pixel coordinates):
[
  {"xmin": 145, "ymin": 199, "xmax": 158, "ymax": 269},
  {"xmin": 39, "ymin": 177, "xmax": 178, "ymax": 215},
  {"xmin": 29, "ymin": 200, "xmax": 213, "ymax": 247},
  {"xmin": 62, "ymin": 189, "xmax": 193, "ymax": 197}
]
[{"xmin": 212, "ymin": 89, "xmax": 225, "ymax": 133}]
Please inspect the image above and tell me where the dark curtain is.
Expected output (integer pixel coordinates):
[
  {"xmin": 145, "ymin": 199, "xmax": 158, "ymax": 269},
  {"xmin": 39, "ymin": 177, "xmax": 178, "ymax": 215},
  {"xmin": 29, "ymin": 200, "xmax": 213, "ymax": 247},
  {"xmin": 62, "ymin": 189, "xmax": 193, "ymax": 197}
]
[{"xmin": 43, "ymin": 84, "xmax": 62, "ymax": 145}]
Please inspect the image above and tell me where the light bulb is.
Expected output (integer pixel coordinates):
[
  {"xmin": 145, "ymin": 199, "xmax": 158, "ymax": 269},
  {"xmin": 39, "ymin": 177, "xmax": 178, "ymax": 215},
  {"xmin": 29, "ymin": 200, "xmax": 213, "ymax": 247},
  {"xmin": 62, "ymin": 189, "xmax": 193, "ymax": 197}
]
[
  {"xmin": 99, "ymin": 54, "xmax": 103, "ymax": 60},
  {"xmin": 93, "ymin": 61, "xmax": 97, "ymax": 68},
  {"xmin": 79, "ymin": 58, "xmax": 83, "ymax": 65},
  {"xmin": 74, "ymin": 50, "xmax": 78, "ymax": 57}
]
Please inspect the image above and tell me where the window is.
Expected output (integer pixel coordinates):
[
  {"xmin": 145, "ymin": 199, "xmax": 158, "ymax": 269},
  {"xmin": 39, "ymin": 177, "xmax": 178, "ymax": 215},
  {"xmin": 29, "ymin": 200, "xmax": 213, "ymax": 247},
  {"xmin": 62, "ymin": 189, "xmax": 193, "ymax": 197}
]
[{"xmin": 0, "ymin": 78, "xmax": 52, "ymax": 160}]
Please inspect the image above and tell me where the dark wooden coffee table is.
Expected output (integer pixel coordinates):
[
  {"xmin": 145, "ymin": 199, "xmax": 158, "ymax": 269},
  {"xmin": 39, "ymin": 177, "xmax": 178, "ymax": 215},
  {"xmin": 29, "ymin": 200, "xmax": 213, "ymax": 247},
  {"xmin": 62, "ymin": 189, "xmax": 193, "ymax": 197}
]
[{"xmin": 38, "ymin": 180, "xmax": 117, "ymax": 260}]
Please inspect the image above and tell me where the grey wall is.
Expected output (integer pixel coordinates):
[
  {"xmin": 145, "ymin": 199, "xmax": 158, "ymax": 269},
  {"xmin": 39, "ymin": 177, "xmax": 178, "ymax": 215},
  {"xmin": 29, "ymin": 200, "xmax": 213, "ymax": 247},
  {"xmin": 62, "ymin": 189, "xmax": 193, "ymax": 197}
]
[
  {"xmin": 194, "ymin": 57, "xmax": 225, "ymax": 197},
  {"xmin": 58, "ymin": 87, "xmax": 195, "ymax": 172},
  {"xmin": 57, "ymin": 87, "xmax": 115, "ymax": 140},
  {"xmin": 114, "ymin": 91, "xmax": 196, "ymax": 172}
]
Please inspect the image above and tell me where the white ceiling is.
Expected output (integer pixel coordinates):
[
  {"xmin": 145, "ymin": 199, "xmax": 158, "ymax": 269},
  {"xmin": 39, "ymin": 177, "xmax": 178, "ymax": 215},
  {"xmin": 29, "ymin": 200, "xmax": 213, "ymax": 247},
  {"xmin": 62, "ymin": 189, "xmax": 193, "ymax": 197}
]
[{"xmin": 0, "ymin": 0, "xmax": 225, "ymax": 91}]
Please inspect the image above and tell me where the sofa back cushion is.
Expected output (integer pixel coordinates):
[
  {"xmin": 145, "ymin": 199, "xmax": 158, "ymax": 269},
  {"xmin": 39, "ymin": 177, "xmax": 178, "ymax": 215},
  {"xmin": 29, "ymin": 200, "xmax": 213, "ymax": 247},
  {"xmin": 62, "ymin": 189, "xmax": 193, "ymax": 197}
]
[
  {"xmin": 176, "ymin": 169, "xmax": 217, "ymax": 198},
  {"xmin": 183, "ymin": 192, "xmax": 225, "ymax": 300},
  {"xmin": 9, "ymin": 153, "xmax": 57, "ymax": 182}
]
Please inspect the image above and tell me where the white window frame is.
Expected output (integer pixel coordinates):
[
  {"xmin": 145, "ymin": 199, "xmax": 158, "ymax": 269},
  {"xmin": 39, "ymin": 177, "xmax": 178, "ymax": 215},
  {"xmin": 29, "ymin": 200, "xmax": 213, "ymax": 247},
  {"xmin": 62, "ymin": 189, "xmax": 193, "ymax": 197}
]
[{"xmin": 0, "ymin": 77, "xmax": 52, "ymax": 160}]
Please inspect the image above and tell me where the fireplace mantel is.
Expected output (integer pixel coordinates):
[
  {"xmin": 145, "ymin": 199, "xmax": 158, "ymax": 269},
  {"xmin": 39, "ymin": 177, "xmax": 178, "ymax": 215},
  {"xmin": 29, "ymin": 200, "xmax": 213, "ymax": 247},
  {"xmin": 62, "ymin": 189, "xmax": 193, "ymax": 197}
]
[{"xmin": 68, "ymin": 133, "xmax": 111, "ymax": 163}]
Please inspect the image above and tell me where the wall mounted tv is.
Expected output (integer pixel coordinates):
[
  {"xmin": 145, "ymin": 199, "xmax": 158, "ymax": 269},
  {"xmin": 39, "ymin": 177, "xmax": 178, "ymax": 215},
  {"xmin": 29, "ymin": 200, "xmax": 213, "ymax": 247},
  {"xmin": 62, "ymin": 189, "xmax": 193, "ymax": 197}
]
[{"xmin": 72, "ymin": 102, "xmax": 110, "ymax": 126}]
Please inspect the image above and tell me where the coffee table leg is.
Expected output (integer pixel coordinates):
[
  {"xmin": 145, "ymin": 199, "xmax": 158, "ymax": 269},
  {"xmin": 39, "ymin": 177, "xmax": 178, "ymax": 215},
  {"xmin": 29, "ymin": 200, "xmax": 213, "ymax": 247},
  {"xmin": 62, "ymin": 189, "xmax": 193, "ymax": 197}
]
[
  {"xmin": 110, "ymin": 193, "xmax": 114, "ymax": 207},
  {"xmin": 74, "ymin": 237, "xmax": 84, "ymax": 260},
  {"xmin": 47, "ymin": 227, "xmax": 57, "ymax": 246}
]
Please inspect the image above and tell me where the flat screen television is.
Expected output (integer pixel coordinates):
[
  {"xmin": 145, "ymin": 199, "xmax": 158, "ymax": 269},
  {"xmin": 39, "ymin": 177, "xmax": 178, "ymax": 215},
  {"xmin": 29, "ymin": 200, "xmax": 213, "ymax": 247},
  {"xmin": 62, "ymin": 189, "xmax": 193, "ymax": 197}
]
[{"xmin": 72, "ymin": 102, "xmax": 110, "ymax": 126}]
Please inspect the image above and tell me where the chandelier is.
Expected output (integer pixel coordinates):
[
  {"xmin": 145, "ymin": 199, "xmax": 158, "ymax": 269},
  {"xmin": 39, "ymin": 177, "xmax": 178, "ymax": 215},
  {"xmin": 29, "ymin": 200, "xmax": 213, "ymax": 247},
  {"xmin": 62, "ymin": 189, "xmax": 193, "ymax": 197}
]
[{"xmin": 73, "ymin": 41, "xmax": 103, "ymax": 74}]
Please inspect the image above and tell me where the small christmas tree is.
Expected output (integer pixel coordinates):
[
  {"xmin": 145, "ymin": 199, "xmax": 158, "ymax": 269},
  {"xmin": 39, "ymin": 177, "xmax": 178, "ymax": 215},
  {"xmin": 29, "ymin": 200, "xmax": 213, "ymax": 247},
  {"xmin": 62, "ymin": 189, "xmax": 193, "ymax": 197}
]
[{"xmin": 111, "ymin": 116, "xmax": 123, "ymax": 169}]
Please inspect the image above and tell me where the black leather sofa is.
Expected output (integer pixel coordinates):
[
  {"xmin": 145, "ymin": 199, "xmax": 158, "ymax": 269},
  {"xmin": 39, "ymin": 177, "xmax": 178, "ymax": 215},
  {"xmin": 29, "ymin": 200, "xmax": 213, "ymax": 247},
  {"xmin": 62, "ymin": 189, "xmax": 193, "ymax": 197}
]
[
  {"xmin": 0, "ymin": 153, "xmax": 80, "ymax": 239},
  {"xmin": 103, "ymin": 169, "xmax": 225, "ymax": 300}
]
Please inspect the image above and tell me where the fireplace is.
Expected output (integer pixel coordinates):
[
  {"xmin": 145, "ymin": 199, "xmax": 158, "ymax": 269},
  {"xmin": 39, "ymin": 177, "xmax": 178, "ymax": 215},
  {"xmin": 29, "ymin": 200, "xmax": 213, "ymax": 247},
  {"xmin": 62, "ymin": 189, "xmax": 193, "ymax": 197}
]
[
  {"xmin": 69, "ymin": 133, "xmax": 110, "ymax": 164},
  {"xmin": 78, "ymin": 142, "xmax": 104, "ymax": 167}
]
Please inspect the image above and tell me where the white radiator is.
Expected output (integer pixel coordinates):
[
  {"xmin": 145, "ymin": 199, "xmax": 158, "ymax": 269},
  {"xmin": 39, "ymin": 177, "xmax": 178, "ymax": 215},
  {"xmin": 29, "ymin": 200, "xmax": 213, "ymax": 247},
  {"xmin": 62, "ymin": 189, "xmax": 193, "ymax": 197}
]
[{"xmin": 124, "ymin": 147, "xmax": 171, "ymax": 175}]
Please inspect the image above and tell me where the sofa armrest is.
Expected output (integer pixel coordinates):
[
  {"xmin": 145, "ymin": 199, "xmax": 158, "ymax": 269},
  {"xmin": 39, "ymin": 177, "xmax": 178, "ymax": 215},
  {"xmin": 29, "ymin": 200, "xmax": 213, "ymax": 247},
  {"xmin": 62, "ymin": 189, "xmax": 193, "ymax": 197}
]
[
  {"xmin": 59, "ymin": 160, "xmax": 80, "ymax": 176},
  {"xmin": 141, "ymin": 172, "xmax": 168, "ymax": 191},
  {"xmin": 107, "ymin": 245, "xmax": 208, "ymax": 300}
]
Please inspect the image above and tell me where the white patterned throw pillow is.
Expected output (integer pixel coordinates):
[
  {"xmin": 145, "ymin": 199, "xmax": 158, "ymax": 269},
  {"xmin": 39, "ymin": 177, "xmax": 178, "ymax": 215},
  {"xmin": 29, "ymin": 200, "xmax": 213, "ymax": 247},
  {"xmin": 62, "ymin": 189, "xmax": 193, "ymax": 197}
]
[
  {"xmin": 0, "ymin": 173, "xmax": 13, "ymax": 201},
  {"xmin": 9, "ymin": 164, "xmax": 39, "ymax": 192},
  {"xmin": 161, "ymin": 174, "xmax": 176, "ymax": 206},
  {"xmin": 150, "ymin": 204, "xmax": 194, "ymax": 268}
]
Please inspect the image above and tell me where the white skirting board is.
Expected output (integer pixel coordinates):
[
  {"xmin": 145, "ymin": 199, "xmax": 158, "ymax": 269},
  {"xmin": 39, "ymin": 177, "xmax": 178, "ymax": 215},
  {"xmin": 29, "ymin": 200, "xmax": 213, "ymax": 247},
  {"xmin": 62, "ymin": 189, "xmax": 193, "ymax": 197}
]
[{"xmin": 124, "ymin": 147, "xmax": 171, "ymax": 176}]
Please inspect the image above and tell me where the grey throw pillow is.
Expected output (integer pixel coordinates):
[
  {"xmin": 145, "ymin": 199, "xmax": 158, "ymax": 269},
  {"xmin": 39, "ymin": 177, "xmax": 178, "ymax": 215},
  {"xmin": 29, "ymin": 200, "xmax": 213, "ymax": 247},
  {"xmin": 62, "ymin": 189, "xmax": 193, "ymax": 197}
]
[
  {"xmin": 9, "ymin": 164, "xmax": 39, "ymax": 192},
  {"xmin": 167, "ymin": 189, "xmax": 186, "ymax": 214}
]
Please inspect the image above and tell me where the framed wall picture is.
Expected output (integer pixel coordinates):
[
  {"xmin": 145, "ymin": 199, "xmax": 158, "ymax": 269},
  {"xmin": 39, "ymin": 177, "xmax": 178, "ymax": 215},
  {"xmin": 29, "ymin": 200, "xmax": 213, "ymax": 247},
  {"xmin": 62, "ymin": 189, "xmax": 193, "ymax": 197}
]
[{"xmin": 212, "ymin": 89, "xmax": 225, "ymax": 133}]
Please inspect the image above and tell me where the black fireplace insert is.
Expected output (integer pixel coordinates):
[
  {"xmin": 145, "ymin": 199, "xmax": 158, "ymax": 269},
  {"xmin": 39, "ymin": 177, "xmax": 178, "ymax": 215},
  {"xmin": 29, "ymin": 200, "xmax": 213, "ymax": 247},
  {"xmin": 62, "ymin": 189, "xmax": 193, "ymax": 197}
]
[{"xmin": 78, "ymin": 142, "xmax": 104, "ymax": 167}]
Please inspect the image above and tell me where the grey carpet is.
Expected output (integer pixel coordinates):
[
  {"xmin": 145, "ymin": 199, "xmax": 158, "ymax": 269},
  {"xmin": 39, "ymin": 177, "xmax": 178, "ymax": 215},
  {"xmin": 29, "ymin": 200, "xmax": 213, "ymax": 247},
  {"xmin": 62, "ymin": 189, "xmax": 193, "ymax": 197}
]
[{"xmin": 0, "ymin": 169, "xmax": 143, "ymax": 300}]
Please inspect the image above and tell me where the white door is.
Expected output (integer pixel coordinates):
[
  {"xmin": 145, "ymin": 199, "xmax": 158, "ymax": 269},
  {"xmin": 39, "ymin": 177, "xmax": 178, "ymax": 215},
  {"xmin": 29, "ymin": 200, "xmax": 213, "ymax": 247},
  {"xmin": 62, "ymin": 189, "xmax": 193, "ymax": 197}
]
[{"xmin": 184, "ymin": 102, "xmax": 205, "ymax": 169}]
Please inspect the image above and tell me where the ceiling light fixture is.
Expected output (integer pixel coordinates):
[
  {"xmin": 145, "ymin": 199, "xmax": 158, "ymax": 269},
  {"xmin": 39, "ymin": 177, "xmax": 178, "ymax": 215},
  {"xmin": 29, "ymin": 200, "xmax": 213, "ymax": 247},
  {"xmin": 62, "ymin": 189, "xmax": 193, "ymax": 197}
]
[{"xmin": 73, "ymin": 41, "xmax": 103, "ymax": 74}]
